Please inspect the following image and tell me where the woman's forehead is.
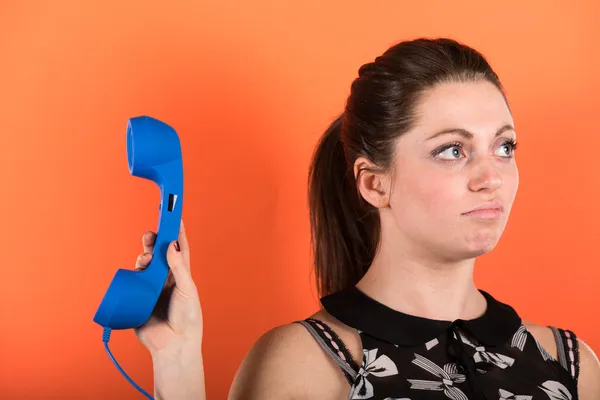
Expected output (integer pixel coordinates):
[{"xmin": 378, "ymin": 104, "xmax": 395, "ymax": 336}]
[{"xmin": 406, "ymin": 82, "xmax": 514, "ymax": 143}]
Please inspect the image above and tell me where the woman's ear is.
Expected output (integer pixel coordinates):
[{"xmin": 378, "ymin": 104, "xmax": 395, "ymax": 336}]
[{"xmin": 354, "ymin": 157, "xmax": 391, "ymax": 209}]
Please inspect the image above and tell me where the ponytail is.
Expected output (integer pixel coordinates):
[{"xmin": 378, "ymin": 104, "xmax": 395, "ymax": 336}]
[{"xmin": 308, "ymin": 115, "xmax": 380, "ymax": 297}]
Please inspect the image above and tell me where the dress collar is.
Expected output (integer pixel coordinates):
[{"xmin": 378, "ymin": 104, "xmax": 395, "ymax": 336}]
[{"xmin": 321, "ymin": 286, "xmax": 522, "ymax": 347}]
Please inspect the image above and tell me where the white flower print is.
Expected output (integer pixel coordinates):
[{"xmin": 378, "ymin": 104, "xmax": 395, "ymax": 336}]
[
  {"xmin": 407, "ymin": 353, "xmax": 468, "ymax": 400},
  {"xmin": 349, "ymin": 348, "xmax": 399, "ymax": 399},
  {"xmin": 426, "ymin": 338, "xmax": 440, "ymax": 350},
  {"xmin": 511, "ymin": 325, "xmax": 528, "ymax": 351},
  {"xmin": 498, "ymin": 388, "xmax": 533, "ymax": 399},
  {"xmin": 457, "ymin": 332, "xmax": 515, "ymax": 370},
  {"xmin": 538, "ymin": 380, "xmax": 572, "ymax": 400}
]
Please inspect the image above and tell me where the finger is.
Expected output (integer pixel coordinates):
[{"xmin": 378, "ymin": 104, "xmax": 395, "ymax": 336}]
[
  {"xmin": 142, "ymin": 231, "xmax": 156, "ymax": 254},
  {"xmin": 166, "ymin": 240, "xmax": 196, "ymax": 294},
  {"xmin": 177, "ymin": 220, "xmax": 190, "ymax": 268},
  {"xmin": 134, "ymin": 252, "xmax": 153, "ymax": 271}
]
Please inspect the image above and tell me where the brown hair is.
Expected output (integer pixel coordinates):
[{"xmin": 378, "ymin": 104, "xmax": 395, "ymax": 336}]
[{"xmin": 308, "ymin": 37, "xmax": 509, "ymax": 297}]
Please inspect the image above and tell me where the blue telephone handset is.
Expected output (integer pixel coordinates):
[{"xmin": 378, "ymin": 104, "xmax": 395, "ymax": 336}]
[{"xmin": 94, "ymin": 116, "xmax": 184, "ymax": 330}]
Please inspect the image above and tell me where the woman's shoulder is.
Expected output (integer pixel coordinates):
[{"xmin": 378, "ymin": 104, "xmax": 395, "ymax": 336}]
[
  {"xmin": 306, "ymin": 308, "xmax": 364, "ymax": 359},
  {"xmin": 523, "ymin": 320, "xmax": 600, "ymax": 399},
  {"xmin": 522, "ymin": 320, "xmax": 560, "ymax": 358},
  {"xmin": 228, "ymin": 309, "xmax": 359, "ymax": 400}
]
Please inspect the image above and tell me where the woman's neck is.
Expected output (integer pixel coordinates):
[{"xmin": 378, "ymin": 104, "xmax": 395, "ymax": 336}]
[{"xmin": 356, "ymin": 249, "xmax": 487, "ymax": 322}]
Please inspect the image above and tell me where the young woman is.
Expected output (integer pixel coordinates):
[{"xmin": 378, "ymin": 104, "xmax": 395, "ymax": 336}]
[{"xmin": 133, "ymin": 38, "xmax": 600, "ymax": 399}]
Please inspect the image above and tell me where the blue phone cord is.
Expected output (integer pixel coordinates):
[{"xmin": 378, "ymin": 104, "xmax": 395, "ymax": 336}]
[{"xmin": 102, "ymin": 327, "xmax": 155, "ymax": 399}]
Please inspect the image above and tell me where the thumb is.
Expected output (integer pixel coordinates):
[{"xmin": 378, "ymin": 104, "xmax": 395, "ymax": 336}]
[{"xmin": 166, "ymin": 240, "xmax": 195, "ymax": 294}]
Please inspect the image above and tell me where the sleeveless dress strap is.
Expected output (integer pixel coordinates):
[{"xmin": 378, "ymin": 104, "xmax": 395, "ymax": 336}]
[
  {"xmin": 549, "ymin": 326, "xmax": 580, "ymax": 381},
  {"xmin": 295, "ymin": 318, "xmax": 360, "ymax": 384}
]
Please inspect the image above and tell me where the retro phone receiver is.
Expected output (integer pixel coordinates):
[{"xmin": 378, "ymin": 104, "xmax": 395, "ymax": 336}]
[{"xmin": 93, "ymin": 116, "xmax": 183, "ymax": 330}]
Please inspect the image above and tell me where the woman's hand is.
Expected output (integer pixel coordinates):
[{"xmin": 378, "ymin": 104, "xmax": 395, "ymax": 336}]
[
  {"xmin": 133, "ymin": 220, "xmax": 203, "ymax": 353},
  {"xmin": 132, "ymin": 220, "xmax": 206, "ymax": 399}
]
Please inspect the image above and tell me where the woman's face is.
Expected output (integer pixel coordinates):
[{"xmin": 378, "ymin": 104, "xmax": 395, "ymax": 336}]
[{"xmin": 385, "ymin": 80, "xmax": 519, "ymax": 262}]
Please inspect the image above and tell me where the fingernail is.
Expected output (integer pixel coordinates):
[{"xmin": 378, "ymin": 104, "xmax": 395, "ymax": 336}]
[{"xmin": 175, "ymin": 241, "xmax": 180, "ymax": 252}]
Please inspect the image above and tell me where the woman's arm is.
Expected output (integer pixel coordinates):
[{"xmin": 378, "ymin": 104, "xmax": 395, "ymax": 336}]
[
  {"xmin": 151, "ymin": 344, "xmax": 206, "ymax": 400},
  {"xmin": 228, "ymin": 324, "xmax": 313, "ymax": 400},
  {"xmin": 578, "ymin": 338, "xmax": 600, "ymax": 400},
  {"xmin": 228, "ymin": 322, "xmax": 351, "ymax": 400}
]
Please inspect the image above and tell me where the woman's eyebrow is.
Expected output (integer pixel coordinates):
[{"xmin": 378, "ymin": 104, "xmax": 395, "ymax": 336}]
[{"xmin": 426, "ymin": 124, "xmax": 515, "ymax": 140}]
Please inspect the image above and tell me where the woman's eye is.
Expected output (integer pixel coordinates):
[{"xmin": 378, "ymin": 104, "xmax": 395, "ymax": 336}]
[
  {"xmin": 433, "ymin": 140, "xmax": 517, "ymax": 161},
  {"xmin": 496, "ymin": 141, "xmax": 517, "ymax": 157},
  {"xmin": 436, "ymin": 145, "xmax": 464, "ymax": 160}
]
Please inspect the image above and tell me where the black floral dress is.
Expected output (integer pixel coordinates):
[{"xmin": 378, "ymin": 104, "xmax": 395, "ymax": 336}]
[{"xmin": 296, "ymin": 286, "xmax": 580, "ymax": 400}]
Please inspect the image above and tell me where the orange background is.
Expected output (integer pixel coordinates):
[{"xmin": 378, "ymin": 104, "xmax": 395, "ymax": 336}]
[{"xmin": 1, "ymin": 1, "xmax": 598, "ymax": 398}]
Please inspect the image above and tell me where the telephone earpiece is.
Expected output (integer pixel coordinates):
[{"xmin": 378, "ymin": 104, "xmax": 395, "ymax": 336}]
[{"xmin": 93, "ymin": 116, "xmax": 184, "ymax": 330}]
